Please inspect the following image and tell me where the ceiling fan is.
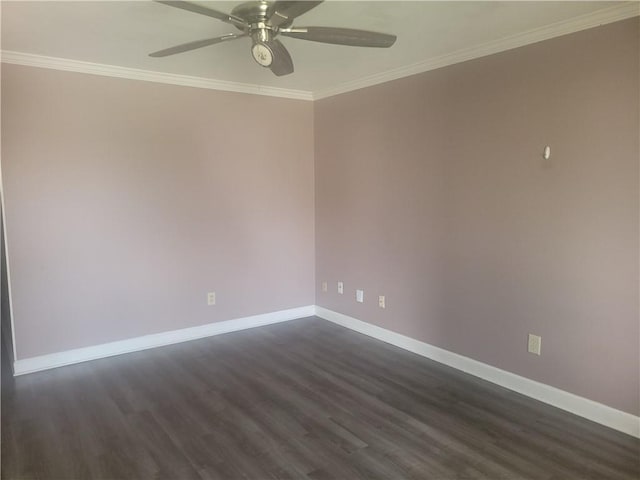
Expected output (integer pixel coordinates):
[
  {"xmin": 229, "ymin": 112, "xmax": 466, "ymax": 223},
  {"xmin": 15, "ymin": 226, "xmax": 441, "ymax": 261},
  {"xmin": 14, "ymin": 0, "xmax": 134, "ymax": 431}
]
[{"xmin": 150, "ymin": 1, "xmax": 397, "ymax": 76}]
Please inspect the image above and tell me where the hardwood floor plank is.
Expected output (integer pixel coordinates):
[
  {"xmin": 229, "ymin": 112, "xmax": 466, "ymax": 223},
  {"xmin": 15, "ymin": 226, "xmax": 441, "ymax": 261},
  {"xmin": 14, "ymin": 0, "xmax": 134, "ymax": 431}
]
[{"xmin": 2, "ymin": 317, "xmax": 638, "ymax": 479}]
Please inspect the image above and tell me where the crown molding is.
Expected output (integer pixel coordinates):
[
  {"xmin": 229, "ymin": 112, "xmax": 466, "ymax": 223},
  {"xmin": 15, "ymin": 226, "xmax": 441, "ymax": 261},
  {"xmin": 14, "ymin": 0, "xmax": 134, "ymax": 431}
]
[
  {"xmin": 312, "ymin": 2, "xmax": 640, "ymax": 100},
  {"xmin": 2, "ymin": 3, "xmax": 637, "ymax": 102},
  {"xmin": 0, "ymin": 51, "xmax": 314, "ymax": 101}
]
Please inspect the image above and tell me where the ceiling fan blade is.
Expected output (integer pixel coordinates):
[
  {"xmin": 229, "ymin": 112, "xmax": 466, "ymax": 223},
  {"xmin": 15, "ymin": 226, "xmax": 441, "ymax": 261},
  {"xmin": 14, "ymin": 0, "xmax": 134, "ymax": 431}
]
[
  {"xmin": 149, "ymin": 33, "xmax": 246, "ymax": 57},
  {"xmin": 281, "ymin": 27, "xmax": 396, "ymax": 47},
  {"xmin": 269, "ymin": 39, "xmax": 294, "ymax": 76},
  {"xmin": 155, "ymin": 1, "xmax": 247, "ymax": 28},
  {"xmin": 269, "ymin": 1, "xmax": 323, "ymax": 28}
]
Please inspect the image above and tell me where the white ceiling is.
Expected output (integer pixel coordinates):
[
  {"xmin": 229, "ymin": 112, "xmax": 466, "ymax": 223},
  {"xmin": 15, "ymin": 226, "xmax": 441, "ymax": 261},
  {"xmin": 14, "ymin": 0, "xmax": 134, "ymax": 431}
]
[{"xmin": 1, "ymin": 1, "xmax": 637, "ymax": 98}]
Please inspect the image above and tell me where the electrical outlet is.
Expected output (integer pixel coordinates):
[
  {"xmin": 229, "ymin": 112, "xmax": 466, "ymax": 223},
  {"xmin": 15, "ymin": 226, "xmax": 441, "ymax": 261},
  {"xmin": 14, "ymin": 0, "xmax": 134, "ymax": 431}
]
[
  {"xmin": 528, "ymin": 334, "xmax": 541, "ymax": 355},
  {"xmin": 207, "ymin": 292, "xmax": 216, "ymax": 306},
  {"xmin": 337, "ymin": 281, "xmax": 344, "ymax": 294},
  {"xmin": 378, "ymin": 295, "xmax": 385, "ymax": 308},
  {"xmin": 356, "ymin": 289, "xmax": 364, "ymax": 303},
  {"xmin": 321, "ymin": 281, "xmax": 328, "ymax": 293}
]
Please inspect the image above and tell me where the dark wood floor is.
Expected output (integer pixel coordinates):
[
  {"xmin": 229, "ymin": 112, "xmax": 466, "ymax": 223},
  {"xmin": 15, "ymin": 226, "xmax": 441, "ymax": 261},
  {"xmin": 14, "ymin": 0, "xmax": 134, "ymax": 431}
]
[{"xmin": 2, "ymin": 317, "xmax": 638, "ymax": 479}]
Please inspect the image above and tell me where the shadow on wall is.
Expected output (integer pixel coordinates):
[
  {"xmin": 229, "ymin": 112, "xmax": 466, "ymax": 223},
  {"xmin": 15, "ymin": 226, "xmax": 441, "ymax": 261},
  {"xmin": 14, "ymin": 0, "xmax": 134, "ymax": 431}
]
[{"xmin": 1, "ymin": 200, "xmax": 15, "ymax": 367}]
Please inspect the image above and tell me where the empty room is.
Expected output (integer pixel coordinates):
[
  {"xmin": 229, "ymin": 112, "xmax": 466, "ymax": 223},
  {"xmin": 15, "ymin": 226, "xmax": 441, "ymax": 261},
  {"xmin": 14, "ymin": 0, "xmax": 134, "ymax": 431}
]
[{"xmin": 1, "ymin": 1, "xmax": 639, "ymax": 478}]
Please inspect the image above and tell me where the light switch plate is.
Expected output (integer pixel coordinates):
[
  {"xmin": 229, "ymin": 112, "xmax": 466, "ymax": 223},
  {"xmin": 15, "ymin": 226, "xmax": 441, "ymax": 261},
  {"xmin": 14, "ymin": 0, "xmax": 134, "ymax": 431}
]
[{"xmin": 356, "ymin": 289, "xmax": 364, "ymax": 303}]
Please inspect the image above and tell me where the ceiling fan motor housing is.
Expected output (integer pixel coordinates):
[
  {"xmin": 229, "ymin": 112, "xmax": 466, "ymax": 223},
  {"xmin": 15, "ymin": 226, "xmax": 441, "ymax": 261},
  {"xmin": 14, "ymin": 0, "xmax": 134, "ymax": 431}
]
[
  {"xmin": 231, "ymin": 2, "xmax": 285, "ymax": 69},
  {"xmin": 231, "ymin": 1, "xmax": 292, "ymax": 28}
]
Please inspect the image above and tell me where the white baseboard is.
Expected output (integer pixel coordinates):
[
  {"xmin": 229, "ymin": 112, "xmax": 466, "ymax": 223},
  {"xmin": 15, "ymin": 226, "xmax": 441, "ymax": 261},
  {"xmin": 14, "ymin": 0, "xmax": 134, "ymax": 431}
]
[
  {"xmin": 12, "ymin": 304, "xmax": 639, "ymax": 438},
  {"xmin": 314, "ymin": 306, "xmax": 640, "ymax": 439},
  {"xmin": 13, "ymin": 305, "xmax": 315, "ymax": 376}
]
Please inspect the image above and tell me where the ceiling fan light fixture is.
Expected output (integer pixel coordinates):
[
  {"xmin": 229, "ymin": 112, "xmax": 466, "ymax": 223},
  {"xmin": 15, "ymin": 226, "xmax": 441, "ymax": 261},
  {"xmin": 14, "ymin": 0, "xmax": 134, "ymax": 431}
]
[
  {"xmin": 251, "ymin": 41, "xmax": 274, "ymax": 67},
  {"xmin": 250, "ymin": 27, "xmax": 275, "ymax": 67}
]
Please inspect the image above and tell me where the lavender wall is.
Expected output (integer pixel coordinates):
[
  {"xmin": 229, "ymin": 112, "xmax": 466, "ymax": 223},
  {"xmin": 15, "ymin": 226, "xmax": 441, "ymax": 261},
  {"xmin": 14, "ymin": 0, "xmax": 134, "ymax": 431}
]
[
  {"xmin": 315, "ymin": 19, "xmax": 639, "ymax": 415},
  {"xmin": 1, "ymin": 65, "xmax": 315, "ymax": 360},
  {"xmin": 2, "ymin": 17, "xmax": 638, "ymax": 417}
]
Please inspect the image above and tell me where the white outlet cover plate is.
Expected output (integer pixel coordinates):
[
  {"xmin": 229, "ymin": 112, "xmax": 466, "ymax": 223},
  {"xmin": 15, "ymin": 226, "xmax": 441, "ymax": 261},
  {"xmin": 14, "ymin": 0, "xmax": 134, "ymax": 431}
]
[
  {"xmin": 356, "ymin": 289, "xmax": 364, "ymax": 303},
  {"xmin": 378, "ymin": 295, "xmax": 385, "ymax": 308},
  {"xmin": 338, "ymin": 282, "xmax": 344, "ymax": 294},
  {"xmin": 528, "ymin": 334, "xmax": 541, "ymax": 355}
]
